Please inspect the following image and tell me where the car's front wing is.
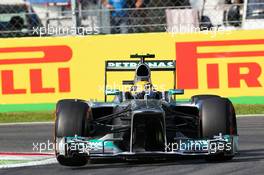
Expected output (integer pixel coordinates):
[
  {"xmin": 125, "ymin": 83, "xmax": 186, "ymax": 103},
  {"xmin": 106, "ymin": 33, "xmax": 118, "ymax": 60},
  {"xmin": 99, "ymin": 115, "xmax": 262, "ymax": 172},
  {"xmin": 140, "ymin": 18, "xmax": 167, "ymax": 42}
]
[{"xmin": 56, "ymin": 134, "xmax": 238, "ymax": 159}]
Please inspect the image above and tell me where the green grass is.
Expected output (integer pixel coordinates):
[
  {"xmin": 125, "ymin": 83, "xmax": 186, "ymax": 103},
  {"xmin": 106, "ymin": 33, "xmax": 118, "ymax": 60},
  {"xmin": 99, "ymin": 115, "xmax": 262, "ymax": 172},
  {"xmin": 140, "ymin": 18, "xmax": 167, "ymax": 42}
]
[
  {"xmin": 0, "ymin": 104, "xmax": 263, "ymax": 123},
  {"xmin": 0, "ymin": 111, "xmax": 54, "ymax": 123},
  {"xmin": 234, "ymin": 104, "xmax": 264, "ymax": 115}
]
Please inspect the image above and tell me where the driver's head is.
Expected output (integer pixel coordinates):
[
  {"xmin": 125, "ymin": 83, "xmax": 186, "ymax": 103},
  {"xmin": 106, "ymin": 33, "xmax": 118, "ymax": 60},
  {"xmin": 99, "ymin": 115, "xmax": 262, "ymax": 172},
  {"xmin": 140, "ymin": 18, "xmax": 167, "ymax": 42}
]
[{"xmin": 131, "ymin": 81, "xmax": 154, "ymax": 99}]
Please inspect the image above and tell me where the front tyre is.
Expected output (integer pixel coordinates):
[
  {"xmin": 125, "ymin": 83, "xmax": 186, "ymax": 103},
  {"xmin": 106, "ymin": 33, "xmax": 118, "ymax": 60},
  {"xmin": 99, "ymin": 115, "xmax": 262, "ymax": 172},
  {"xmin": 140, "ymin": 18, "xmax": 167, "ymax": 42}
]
[
  {"xmin": 55, "ymin": 99, "xmax": 91, "ymax": 166},
  {"xmin": 198, "ymin": 97, "xmax": 237, "ymax": 161}
]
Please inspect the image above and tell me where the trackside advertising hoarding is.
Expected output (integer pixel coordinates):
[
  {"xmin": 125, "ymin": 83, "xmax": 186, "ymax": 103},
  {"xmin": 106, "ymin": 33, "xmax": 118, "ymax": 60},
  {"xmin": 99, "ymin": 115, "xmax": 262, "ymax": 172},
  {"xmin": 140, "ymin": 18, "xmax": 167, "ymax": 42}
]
[{"xmin": 0, "ymin": 30, "xmax": 264, "ymax": 110}]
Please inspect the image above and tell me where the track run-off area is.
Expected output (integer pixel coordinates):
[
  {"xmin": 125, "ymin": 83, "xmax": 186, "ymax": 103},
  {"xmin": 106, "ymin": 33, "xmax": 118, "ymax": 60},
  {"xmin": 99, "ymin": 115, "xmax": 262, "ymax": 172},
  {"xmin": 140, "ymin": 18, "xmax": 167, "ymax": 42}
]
[{"xmin": 0, "ymin": 116, "xmax": 263, "ymax": 175}]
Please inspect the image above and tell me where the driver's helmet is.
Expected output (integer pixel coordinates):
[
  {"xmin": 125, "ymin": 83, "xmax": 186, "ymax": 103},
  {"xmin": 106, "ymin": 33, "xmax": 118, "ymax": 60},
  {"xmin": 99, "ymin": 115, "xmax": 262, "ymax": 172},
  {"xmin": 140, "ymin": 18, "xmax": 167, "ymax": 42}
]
[{"xmin": 131, "ymin": 81, "xmax": 156, "ymax": 99}]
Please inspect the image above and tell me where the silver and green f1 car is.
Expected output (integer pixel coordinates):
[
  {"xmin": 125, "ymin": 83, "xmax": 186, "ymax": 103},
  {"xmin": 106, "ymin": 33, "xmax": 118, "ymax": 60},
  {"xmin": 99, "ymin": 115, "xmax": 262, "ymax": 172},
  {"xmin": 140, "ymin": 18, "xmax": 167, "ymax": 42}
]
[{"xmin": 54, "ymin": 54, "xmax": 238, "ymax": 166}]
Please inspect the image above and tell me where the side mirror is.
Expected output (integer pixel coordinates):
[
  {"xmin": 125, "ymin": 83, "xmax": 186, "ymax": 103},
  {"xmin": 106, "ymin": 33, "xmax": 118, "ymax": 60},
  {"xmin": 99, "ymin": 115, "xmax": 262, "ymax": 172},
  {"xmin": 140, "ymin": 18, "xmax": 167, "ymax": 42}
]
[
  {"xmin": 226, "ymin": 5, "xmax": 241, "ymax": 27},
  {"xmin": 105, "ymin": 89, "xmax": 120, "ymax": 96},
  {"xmin": 168, "ymin": 89, "xmax": 184, "ymax": 95}
]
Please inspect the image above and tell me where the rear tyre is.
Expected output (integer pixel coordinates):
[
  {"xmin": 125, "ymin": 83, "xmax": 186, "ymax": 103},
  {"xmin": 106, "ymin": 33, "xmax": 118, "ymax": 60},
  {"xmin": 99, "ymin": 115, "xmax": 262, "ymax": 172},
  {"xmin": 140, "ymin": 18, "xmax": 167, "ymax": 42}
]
[
  {"xmin": 198, "ymin": 97, "xmax": 237, "ymax": 161},
  {"xmin": 55, "ymin": 99, "xmax": 91, "ymax": 166}
]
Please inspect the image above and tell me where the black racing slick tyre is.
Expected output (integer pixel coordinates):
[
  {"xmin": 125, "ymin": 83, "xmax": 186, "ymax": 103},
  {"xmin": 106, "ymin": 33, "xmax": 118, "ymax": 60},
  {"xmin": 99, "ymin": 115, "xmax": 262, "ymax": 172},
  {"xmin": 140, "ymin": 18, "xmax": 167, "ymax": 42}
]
[
  {"xmin": 55, "ymin": 99, "xmax": 91, "ymax": 166},
  {"xmin": 199, "ymin": 97, "xmax": 237, "ymax": 138},
  {"xmin": 198, "ymin": 97, "xmax": 237, "ymax": 161}
]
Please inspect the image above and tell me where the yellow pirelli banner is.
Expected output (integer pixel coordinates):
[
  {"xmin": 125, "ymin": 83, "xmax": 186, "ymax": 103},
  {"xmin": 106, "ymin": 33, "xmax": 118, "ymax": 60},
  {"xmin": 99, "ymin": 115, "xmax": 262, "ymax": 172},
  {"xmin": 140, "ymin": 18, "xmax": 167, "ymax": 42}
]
[{"xmin": 0, "ymin": 30, "xmax": 264, "ymax": 105}]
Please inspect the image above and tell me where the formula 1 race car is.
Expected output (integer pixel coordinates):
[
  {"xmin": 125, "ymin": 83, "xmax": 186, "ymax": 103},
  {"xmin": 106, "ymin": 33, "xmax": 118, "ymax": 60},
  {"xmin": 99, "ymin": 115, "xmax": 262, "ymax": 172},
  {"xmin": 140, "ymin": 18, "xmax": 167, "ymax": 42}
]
[{"xmin": 54, "ymin": 54, "xmax": 238, "ymax": 166}]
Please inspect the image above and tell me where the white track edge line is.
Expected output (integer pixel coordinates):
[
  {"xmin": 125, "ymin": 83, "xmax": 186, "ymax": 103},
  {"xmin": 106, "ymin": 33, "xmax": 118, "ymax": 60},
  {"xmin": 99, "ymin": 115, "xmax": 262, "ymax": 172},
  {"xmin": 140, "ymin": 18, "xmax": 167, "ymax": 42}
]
[
  {"xmin": 0, "ymin": 122, "xmax": 53, "ymax": 126},
  {"xmin": 237, "ymin": 114, "xmax": 264, "ymax": 117}
]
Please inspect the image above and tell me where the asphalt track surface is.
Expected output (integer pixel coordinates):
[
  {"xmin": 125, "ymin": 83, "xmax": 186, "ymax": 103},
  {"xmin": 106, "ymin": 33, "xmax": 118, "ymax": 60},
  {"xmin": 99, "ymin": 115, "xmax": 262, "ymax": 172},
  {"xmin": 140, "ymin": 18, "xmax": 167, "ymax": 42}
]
[{"xmin": 0, "ymin": 116, "xmax": 264, "ymax": 175}]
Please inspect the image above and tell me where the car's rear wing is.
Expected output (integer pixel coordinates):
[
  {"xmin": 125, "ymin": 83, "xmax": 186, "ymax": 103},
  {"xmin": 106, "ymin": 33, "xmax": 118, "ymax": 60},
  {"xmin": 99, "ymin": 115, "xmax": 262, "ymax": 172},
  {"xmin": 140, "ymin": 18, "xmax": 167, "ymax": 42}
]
[{"xmin": 104, "ymin": 60, "xmax": 176, "ymax": 101}]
